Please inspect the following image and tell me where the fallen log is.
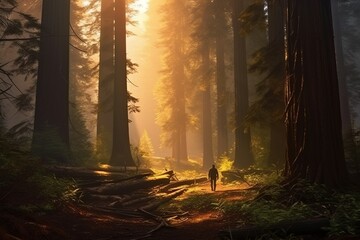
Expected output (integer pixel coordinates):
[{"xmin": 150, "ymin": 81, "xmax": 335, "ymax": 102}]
[
  {"xmin": 46, "ymin": 166, "xmax": 129, "ymax": 180},
  {"xmin": 81, "ymin": 193, "xmax": 123, "ymax": 203},
  {"xmin": 86, "ymin": 177, "xmax": 170, "ymax": 195},
  {"xmin": 79, "ymin": 204, "xmax": 143, "ymax": 218},
  {"xmin": 87, "ymin": 166, "xmax": 154, "ymax": 174},
  {"xmin": 141, "ymin": 188, "xmax": 186, "ymax": 211},
  {"xmin": 77, "ymin": 173, "xmax": 153, "ymax": 188},
  {"xmin": 156, "ymin": 170, "xmax": 174, "ymax": 177},
  {"xmin": 159, "ymin": 177, "xmax": 207, "ymax": 192},
  {"xmin": 121, "ymin": 194, "xmax": 158, "ymax": 207},
  {"xmin": 46, "ymin": 166, "xmax": 154, "ymax": 181},
  {"xmin": 218, "ymin": 218, "xmax": 330, "ymax": 240}
]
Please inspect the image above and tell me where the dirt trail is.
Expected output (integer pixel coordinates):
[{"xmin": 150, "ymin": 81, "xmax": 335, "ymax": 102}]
[{"xmin": 32, "ymin": 181, "xmax": 252, "ymax": 240}]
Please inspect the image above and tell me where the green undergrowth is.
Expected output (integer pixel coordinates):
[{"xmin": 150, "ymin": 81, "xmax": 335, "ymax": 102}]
[
  {"xmin": 221, "ymin": 178, "xmax": 360, "ymax": 237},
  {"xmin": 167, "ymin": 169, "xmax": 360, "ymax": 238},
  {"xmin": 0, "ymin": 138, "xmax": 78, "ymax": 214}
]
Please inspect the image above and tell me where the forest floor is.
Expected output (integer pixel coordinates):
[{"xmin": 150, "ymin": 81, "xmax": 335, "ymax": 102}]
[
  {"xmin": 5, "ymin": 166, "xmax": 360, "ymax": 240},
  {"xmin": 10, "ymin": 182, "xmax": 252, "ymax": 240}
]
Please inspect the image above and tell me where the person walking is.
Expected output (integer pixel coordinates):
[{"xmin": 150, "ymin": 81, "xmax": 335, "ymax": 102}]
[{"xmin": 208, "ymin": 164, "xmax": 219, "ymax": 191}]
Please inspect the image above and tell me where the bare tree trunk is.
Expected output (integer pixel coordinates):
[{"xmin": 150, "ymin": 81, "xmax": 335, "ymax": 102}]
[
  {"xmin": 285, "ymin": 0, "xmax": 348, "ymax": 187},
  {"xmin": 233, "ymin": 0, "xmax": 254, "ymax": 168},
  {"xmin": 97, "ymin": 0, "xmax": 115, "ymax": 160},
  {"xmin": 215, "ymin": 0, "xmax": 229, "ymax": 158},
  {"xmin": 171, "ymin": 14, "xmax": 188, "ymax": 163},
  {"xmin": 202, "ymin": 43, "xmax": 214, "ymax": 168},
  {"xmin": 331, "ymin": 0, "xmax": 358, "ymax": 169},
  {"xmin": 110, "ymin": 0, "xmax": 134, "ymax": 166},
  {"xmin": 267, "ymin": 0, "xmax": 286, "ymax": 167},
  {"xmin": 32, "ymin": 0, "xmax": 70, "ymax": 162}
]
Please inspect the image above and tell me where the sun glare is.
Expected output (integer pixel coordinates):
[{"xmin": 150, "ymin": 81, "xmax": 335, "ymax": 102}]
[
  {"xmin": 132, "ymin": 0, "xmax": 149, "ymax": 14},
  {"xmin": 82, "ymin": 0, "xmax": 91, "ymax": 7}
]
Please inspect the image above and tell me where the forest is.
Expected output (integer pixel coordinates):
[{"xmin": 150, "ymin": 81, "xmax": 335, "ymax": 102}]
[{"xmin": 1, "ymin": 0, "xmax": 360, "ymax": 239}]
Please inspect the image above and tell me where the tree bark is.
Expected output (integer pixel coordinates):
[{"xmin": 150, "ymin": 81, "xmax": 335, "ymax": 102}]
[
  {"xmin": 266, "ymin": 0, "xmax": 286, "ymax": 167},
  {"xmin": 87, "ymin": 177, "xmax": 170, "ymax": 195},
  {"xmin": 233, "ymin": 0, "xmax": 254, "ymax": 168},
  {"xmin": 110, "ymin": 0, "xmax": 135, "ymax": 166},
  {"xmin": 171, "ymin": 11, "xmax": 188, "ymax": 163},
  {"xmin": 284, "ymin": 0, "xmax": 348, "ymax": 187},
  {"xmin": 202, "ymin": 42, "xmax": 215, "ymax": 169},
  {"xmin": 97, "ymin": 0, "xmax": 115, "ymax": 160},
  {"xmin": 32, "ymin": 0, "xmax": 70, "ymax": 162},
  {"xmin": 215, "ymin": 0, "xmax": 229, "ymax": 158},
  {"xmin": 331, "ymin": 0, "xmax": 358, "ymax": 168}
]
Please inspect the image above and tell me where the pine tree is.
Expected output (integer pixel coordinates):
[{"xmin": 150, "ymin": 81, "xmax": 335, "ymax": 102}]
[
  {"xmin": 188, "ymin": 0, "xmax": 216, "ymax": 168},
  {"xmin": 139, "ymin": 130, "xmax": 154, "ymax": 157}
]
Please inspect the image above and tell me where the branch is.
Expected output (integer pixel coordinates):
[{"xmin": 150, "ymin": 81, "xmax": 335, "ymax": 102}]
[
  {"xmin": 70, "ymin": 42, "xmax": 87, "ymax": 53},
  {"xmin": 70, "ymin": 23, "xmax": 86, "ymax": 43},
  {"xmin": 0, "ymin": 37, "xmax": 39, "ymax": 42},
  {"xmin": 0, "ymin": 85, "xmax": 12, "ymax": 95}
]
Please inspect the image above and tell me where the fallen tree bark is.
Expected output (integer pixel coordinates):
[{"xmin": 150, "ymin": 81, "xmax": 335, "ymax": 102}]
[
  {"xmin": 141, "ymin": 188, "xmax": 187, "ymax": 211},
  {"xmin": 79, "ymin": 205, "xmax": 143, "ymax": 218},
  {"xmin": 121, "ymin": 194, "xmax": 158, "ymax": 207},
  {"xmin": 159, "ymin": 177, "xmax": 207, "ymax": 192},
  {"xmin": 218, "ymin": 218, "xmax": 330, "ymax": 240},
  {"xmin": 46, "ymin": 166, "xmax": 128, "ymax": 180},
  {"xmin": 86, "ymin": 177, "xmax": 170, "ymax": 195},
  {"xmin": 46, "ymin": 166, "xmax": 154, "ymax": 181},
  {"xmin": 77, "ymin": 173, "xmax": 153, "ymax": 188}
]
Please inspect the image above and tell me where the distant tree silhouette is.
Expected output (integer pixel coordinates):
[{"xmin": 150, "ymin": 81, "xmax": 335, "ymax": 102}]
[{"xmin": 155, "ymin": 0, "xmax": 190, "ymax": 163}]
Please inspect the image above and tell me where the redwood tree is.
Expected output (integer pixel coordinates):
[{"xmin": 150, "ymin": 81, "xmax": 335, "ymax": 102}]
[
  {"xmin": 97, "ymin": 0, "xmax": 115, "ymax": 160},
  {"xmin": 110, "ymin": 0, "xmax": 134, "ymax": 166},
  {"xmin": 214, "ymin": 0, "xmax": 229, "ymax": 158},
  {"xmin": 156, "ymin": 0, "xmax": 189, "ymax": 163},
  {"xmin": 32, "ymin": 0, "xmax": 70, "ymax": 162},
  {"xmin": 233, "ymin": 0, "xmax": 254, "ymax": 168},
  {"xmin": 284, "ymin": 0, "xmax": 348, "ymax": 187}
]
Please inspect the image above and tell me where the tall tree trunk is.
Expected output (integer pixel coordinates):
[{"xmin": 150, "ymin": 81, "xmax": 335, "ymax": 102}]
[
  {"xmin": 97, "ymin": 0, "xmax": 115, "ymax": 160},
  {"xmin": 110, "ymin": 0, "xmax": 134, "ymax": 166},
  {"xmin": 233, "ymin": 0, "xmax": 254, "ymax": 168},
  {"xmin": 172, "ymin": 71, "xmax": 188, "ymax": 163},
  {"xmin": 215, "ymin": 0, "xmax": 229, "ymax": 158},
  {"xmin": 171, "ymin": 15, "xmax": 188, "ymax": 163},
  {"xmin": 331, "ymin": 0, "xmax": 358, "ymax": 168},
  {"xmin": 267, "ymin": 0, "xmax": 286, "ymax": 167},
  {"xmin": 32, "ymin": 0, "xmax": 70, "ymax": 162},
  {"xmin": 285, "ymin": 0, "xmax": 348, "ymax": 187},
  {"xmin": 202, "ymin": 43, "xmax": 214, "ymax": 169},
  {"xmin": 268, "ymin": 121, "xmax": 285, "ymax": 167}
]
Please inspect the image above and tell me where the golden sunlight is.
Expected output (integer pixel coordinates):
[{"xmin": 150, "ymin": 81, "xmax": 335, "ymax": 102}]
[
  {"xmin": 82, "ymin": 0, "xmax": 91, "ymax": 7},
  {"xmin": 131, "ymin": 0, "xmax": 149, "ymax": 14}
]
